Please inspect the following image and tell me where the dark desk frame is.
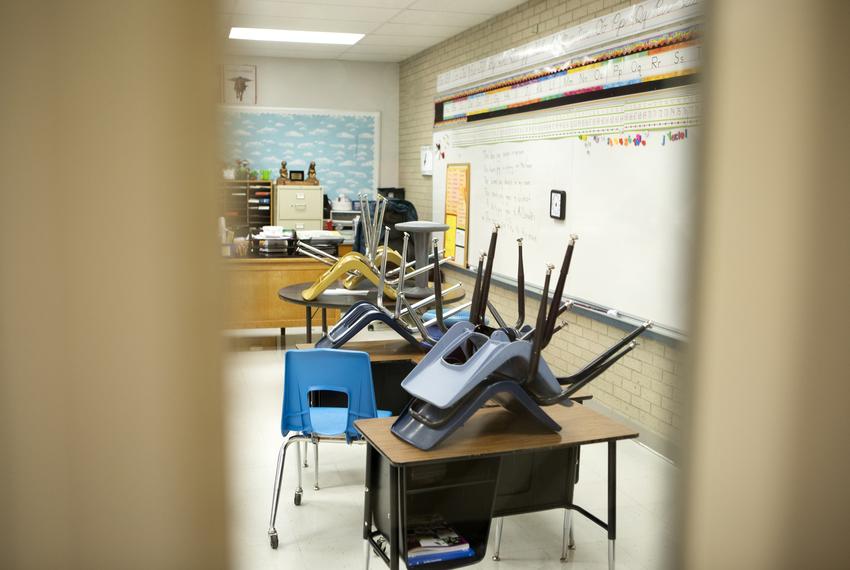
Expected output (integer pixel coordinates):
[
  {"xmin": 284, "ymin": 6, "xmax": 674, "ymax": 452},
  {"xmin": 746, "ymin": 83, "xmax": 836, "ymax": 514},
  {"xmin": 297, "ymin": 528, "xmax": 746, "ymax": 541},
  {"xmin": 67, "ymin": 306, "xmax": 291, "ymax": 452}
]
[{"xmin": 358, "ymin": 406, "xmax": 632, "ymax": 570}]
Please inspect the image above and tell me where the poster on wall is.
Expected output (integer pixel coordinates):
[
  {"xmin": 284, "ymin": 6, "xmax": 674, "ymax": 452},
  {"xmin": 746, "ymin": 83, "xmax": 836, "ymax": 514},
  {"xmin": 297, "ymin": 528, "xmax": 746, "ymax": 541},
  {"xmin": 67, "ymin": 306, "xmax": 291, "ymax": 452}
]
[
  {"xmin": 220, "ymin": 106, "xmax": 379, "ymax": 201},
  {"xmin": 221, "ymin": 64, "xmax": 257, "ymax": 105},
  {"xmin": 444, "ymin": 163, "xmax": 470, "ymax": 267}
]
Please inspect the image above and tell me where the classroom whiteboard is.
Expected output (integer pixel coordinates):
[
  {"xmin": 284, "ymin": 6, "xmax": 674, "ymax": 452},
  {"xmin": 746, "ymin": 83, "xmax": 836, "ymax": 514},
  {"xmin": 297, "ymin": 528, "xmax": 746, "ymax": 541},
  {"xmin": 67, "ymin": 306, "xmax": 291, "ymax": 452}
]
[{"xmin": 432, "ymin": 87, "xmax": 699, "ymax": 332}]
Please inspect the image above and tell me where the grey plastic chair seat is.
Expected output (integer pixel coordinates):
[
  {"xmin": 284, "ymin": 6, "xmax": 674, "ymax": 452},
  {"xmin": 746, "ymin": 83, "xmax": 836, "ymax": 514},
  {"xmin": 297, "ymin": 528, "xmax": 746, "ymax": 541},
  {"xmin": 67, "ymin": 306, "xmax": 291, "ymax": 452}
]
[
  {"xmin": 392, "ymin": 379, "xmax": 563, "ymax": 451},
  {"xmin": 400, "ymin": 322, "xmax": 567, "ymax": 410}
]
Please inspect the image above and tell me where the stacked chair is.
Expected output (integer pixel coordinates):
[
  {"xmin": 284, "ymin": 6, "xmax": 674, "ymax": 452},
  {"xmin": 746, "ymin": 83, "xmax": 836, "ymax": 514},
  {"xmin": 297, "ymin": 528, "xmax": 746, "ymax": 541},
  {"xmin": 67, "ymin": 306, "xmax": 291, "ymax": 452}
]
[
  {"xmin": 315, "ymin": 228, "xmax": 470, "ymax": 350},
  {"xmin": 391, "ymin": 225, "xmax": 653, "ymax": 451},
  {"xmin": 300, "ymin": 194, "xmax": 432, "ymax": 301}
]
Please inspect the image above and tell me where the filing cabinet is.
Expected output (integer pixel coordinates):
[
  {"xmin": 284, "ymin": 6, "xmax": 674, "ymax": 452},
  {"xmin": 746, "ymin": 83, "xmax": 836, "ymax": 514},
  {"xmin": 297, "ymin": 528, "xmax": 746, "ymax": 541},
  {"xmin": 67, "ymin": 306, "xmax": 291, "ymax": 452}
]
[{"xmin": 275, "ymin": 185, "xmax": 323, "ymax": 230}]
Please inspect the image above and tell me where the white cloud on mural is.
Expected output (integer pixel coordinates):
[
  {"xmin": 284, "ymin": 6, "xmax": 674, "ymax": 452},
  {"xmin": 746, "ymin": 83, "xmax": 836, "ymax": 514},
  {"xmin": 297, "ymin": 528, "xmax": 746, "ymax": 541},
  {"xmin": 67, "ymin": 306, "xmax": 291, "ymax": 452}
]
[{"xmin": 224, "ymin": 110, "xmax": 376, "ymax": 202}]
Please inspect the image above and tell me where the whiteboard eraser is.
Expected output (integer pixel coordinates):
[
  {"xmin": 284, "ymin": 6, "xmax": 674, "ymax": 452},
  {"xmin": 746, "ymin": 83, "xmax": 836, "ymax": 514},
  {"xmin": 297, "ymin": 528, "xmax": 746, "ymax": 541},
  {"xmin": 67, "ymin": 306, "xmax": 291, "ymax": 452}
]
[{"xmin": 606, "ymin": 309, "xmax": 619, "ymax": 317}]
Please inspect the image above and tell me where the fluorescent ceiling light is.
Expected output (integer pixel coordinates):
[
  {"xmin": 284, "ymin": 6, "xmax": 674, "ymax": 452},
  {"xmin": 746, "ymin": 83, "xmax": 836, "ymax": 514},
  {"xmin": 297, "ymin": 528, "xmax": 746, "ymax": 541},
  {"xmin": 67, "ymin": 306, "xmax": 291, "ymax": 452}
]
[{"xmin": 229, "ymin": 27, "xmax": 364, "ymax": 45}]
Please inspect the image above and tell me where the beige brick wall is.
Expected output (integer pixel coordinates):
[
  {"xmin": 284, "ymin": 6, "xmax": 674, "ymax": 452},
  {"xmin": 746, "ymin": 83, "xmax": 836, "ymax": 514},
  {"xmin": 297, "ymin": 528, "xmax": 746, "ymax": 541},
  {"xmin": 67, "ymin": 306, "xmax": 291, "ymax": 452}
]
[{"xmin": 399, "ymin": 0, "xmax": 687, "ymax": 452}]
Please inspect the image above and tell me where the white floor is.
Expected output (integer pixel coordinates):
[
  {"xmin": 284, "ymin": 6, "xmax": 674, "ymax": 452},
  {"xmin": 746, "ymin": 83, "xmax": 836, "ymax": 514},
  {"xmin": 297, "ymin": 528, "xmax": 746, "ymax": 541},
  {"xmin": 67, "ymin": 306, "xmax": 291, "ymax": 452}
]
[{"xmin": 224, "ymin": 328, "xmax": 679, "ymax": 569}]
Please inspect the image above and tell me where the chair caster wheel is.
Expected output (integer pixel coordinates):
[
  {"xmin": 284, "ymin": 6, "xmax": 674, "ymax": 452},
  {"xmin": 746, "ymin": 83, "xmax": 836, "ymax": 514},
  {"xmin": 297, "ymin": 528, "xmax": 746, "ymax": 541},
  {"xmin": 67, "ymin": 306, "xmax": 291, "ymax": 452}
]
[
  {"xmin": 270, "ymin": 533, "xmax": 279, "ymax": 549},
  {"xmin": 313, "ymin": 485, "xmax": 320, "ymax": 491},
  {"xmin": 492, "ymin": 555, "xmax": 500, "ymax": 561},
  {"xmin": 294, "ymin": 492, "xmax": 302, "ymax": 506}
]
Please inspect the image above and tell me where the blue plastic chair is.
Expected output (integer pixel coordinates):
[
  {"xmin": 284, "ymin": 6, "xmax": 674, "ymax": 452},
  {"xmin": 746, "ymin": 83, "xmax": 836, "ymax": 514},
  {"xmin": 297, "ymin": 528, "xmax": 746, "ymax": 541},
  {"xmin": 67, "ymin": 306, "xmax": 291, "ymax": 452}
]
[{"xmin": 267, "ymin": 349, "xmax": 390, "ymax": 549}]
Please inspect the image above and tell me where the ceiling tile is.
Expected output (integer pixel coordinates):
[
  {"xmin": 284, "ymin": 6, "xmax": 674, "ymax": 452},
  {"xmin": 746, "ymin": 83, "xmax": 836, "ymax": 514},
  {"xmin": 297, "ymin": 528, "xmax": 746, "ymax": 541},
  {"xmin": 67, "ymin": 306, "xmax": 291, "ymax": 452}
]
[
  {"xmin": 370, "ymin": 22, "xmax": 466, "ymax": 38},
  {"xmin": 228, "ymin": 14, "xmax": 377, "ymax": 33},
  {"xmin": 389, "ymin": 9, "xmax": 489, "ymax": 27},
  {"xmin": 218, "ymin": 0, "xmax": 527, "ymax": 63},
  {"xmin": 358, "ymin": 34, "xmax": 439, "ymax": 47},
  {"xmin": 268, "ymin": 0, "xmax": 415, "ymax": 8},
  {"xmin": 231, "ymin": 0, "xmax": 401, "ymax": 22},
  {"xmin": 341, "ymin": 44, "xmax": 420, "ymax": 56},
  {"xmin": 338, "ymin": 52, "xmax": 407, "ymax": 62},
  {"xmin": 406, "ymin": 0, "xmax": 525, "ymax": 15}
]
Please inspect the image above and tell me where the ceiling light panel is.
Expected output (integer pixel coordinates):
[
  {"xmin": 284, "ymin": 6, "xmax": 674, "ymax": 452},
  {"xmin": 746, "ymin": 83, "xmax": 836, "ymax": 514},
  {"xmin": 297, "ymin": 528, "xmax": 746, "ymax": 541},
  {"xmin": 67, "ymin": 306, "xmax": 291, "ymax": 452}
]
[{"xmin": 229, "ymin": 27, "xmax": 365, "ymax": 45}]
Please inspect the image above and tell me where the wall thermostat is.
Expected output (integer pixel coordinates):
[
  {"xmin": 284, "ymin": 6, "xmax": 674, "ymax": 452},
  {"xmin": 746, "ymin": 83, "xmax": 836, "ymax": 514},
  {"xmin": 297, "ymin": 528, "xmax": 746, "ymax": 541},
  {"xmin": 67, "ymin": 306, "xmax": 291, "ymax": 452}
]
[{"xmin": 550, "ymin": 190, "xmax": 566, "ymax": 220}]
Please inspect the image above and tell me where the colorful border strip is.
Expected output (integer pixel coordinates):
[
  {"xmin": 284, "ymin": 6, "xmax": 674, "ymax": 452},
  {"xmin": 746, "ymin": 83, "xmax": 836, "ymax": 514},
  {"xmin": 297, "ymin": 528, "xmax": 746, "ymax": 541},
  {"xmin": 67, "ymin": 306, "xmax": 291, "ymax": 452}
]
[{"xmin": 435, "ymin": 28, "xmax": 700, "ymax": 126}]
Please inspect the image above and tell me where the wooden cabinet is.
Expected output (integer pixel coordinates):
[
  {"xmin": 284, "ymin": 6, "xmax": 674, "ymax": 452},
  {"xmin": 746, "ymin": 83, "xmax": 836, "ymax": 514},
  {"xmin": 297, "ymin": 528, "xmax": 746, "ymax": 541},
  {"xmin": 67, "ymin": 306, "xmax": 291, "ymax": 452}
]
[
  {"xmin": 222, "ymin": 257, "xmax": 338, "ymax": 329},
  {"xmin": 221, "ymin": 179, "xmax": 274, "ymax": 236}
]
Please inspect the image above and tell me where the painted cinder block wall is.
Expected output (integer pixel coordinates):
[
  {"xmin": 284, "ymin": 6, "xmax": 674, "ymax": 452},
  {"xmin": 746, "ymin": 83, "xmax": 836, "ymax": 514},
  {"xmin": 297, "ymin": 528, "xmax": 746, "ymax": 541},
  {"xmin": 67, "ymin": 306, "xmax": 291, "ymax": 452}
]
[{"xmin": 398, "ymin": 0, "xmax": 688, "ymax": 455}]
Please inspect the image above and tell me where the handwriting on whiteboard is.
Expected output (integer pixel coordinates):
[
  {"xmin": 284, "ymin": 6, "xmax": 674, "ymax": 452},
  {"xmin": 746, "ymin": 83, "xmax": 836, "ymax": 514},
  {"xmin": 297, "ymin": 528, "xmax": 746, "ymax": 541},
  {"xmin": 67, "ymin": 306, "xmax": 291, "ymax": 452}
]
[{"xmin": 480, "ymin": 149, "xmax": 538, "ymax": 243}]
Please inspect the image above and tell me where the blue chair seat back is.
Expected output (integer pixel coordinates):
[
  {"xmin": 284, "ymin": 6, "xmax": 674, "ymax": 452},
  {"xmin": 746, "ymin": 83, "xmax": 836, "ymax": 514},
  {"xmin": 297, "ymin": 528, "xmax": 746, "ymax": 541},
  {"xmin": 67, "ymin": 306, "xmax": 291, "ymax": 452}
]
[{"xmin": 282, "ymin": 349, "xmax": 379, "ymax": 441}]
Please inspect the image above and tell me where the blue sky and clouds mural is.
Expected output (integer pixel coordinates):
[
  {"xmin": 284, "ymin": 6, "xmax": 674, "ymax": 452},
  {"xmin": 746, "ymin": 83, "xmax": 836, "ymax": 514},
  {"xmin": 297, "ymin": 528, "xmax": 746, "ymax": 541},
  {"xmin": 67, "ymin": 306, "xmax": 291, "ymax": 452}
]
[{"xmin": 221, "ymin": 108, "xmax": 378, "ymax": 200}]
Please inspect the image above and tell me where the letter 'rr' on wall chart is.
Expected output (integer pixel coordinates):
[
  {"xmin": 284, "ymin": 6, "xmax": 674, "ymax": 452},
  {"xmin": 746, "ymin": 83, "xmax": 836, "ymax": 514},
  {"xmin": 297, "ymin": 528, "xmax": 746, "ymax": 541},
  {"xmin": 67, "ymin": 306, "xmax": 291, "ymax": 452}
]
[{"xmin": 444, "ymin": 163, "xmax": 470, "ymax": 266}]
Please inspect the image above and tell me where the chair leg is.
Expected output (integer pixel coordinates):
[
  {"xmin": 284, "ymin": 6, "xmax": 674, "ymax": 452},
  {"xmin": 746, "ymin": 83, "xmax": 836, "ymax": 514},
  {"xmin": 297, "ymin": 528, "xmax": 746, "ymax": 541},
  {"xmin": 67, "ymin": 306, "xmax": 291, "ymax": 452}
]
[
  {"xmin": 363, "ymin": 537, "xmax": 371, "ymax": 570},
  {"xmin": 268, "ymin": 436, "xmax": 303, "ymax": 548},
  {"xmin": 569, "ymin": 522, "xmax": 575, "ymax": 550},
  {"xmin": 492, "ymin": 517, "xmax": 504, "ymax": 561},
  {"xmin": 561, "ymin": 509, "xmax": 573, "ymax": 561},
  {"xmin": 302, "ymin": 440, "xmax": 309, "ymax": 468},
  {"xmin": 313, "ymin": 441, "xmax": 320, "ymax": 491},
  {"xmin": 295, "ymin": 439, "xmax": 303, "ymax": 505}
]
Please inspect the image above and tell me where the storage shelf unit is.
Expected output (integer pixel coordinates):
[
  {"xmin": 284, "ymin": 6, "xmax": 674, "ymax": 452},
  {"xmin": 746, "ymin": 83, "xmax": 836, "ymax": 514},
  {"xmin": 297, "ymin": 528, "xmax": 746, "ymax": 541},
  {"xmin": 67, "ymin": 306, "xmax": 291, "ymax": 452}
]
[{"xmin": 221, "ymin": 179, "xmax": 274, "ymax": 236}]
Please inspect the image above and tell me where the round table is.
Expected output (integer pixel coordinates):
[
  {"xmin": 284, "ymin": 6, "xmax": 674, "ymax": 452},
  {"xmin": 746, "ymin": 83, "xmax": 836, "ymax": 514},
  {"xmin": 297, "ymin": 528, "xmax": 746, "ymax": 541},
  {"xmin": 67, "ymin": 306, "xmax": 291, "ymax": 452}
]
[
  {"xmin": 394, "ymin": 221, "xmax": 450, "ymax": 299},
  {"xmin": 278, "ymin": 281, "xmax": 465, "ymax": 343}
]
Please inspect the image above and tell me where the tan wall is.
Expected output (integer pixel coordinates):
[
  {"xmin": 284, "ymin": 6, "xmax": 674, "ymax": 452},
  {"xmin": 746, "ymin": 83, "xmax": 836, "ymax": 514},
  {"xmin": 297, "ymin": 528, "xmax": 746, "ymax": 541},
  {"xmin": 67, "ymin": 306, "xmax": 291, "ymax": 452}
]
[
  {"xmin": 681, "ymin": 0, "xmax": 850, "ymax": 567},
  {"xmin": 400, "ymin": 0, "xmax": 686, "ymax": 450},
  {"xmin": 0, "ymin": 1, "xmax": 228, "ymax": 568}
]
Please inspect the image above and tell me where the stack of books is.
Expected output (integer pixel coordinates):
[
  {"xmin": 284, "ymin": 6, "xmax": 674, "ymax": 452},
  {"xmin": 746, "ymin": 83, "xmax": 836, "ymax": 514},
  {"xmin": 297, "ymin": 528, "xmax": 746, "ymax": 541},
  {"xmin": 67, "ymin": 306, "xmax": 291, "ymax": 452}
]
[{"xmin": 406, "ymin": 518, "xmax": 474, "ymax": 567}]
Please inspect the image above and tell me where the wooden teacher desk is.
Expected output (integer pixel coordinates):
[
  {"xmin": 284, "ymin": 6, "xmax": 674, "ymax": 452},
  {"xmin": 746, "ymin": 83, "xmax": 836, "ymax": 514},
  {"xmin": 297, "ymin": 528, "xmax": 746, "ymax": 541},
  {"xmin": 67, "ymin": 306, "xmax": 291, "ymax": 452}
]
[
  {"xmin": 356, "ymin": 403, "xmax": 636, "ymax": 570},
  {"xmin": 223, "ymin": 256, "xmax": 342, "ymax": 335}
]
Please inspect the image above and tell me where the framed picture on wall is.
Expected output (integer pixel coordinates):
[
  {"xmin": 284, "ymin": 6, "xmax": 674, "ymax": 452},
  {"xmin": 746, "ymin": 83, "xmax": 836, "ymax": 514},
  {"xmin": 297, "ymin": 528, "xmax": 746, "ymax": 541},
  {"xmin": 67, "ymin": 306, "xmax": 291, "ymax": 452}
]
[{"xmin": 221, "ymin": 64, "xmax": 257, "ymax": 105}]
